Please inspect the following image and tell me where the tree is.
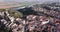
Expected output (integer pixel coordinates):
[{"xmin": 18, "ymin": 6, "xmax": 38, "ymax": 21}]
[{"xmin": 8, "ymin": 9, "xmax": 23, "ymax": 18}]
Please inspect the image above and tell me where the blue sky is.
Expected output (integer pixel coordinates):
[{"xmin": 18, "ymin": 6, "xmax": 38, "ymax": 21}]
[{"xmin": 0, "ymin": 0, "xmax": 59, "ymax": 3}]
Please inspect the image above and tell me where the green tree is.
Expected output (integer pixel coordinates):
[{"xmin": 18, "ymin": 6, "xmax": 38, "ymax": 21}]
[{"xmin": 8, "ymin": 9, "xmax": 23, "ymax": 18}]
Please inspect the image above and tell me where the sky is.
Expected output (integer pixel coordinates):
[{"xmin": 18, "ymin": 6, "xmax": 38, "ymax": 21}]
[{"xmin": 0, "ymin": 0, "xmax": 59, "ymax": 3}]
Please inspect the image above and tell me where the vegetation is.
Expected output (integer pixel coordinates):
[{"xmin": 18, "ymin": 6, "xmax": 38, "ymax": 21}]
[
  {"xmin": 0, "ymin": 3, "xmax": 46, "ymax": 32},
  {"xmin": 0, "ymin": 9, "xmax": 23, "ymax": 32},
  {"xmin": 8, "ymin": 9, "xmax": 23, "ymax": 18}
]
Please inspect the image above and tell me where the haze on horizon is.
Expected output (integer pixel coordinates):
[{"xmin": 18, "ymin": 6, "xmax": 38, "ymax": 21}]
[{"xmin": 0, "ymin": 0, "xmax": 60, "ymax": 3}]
